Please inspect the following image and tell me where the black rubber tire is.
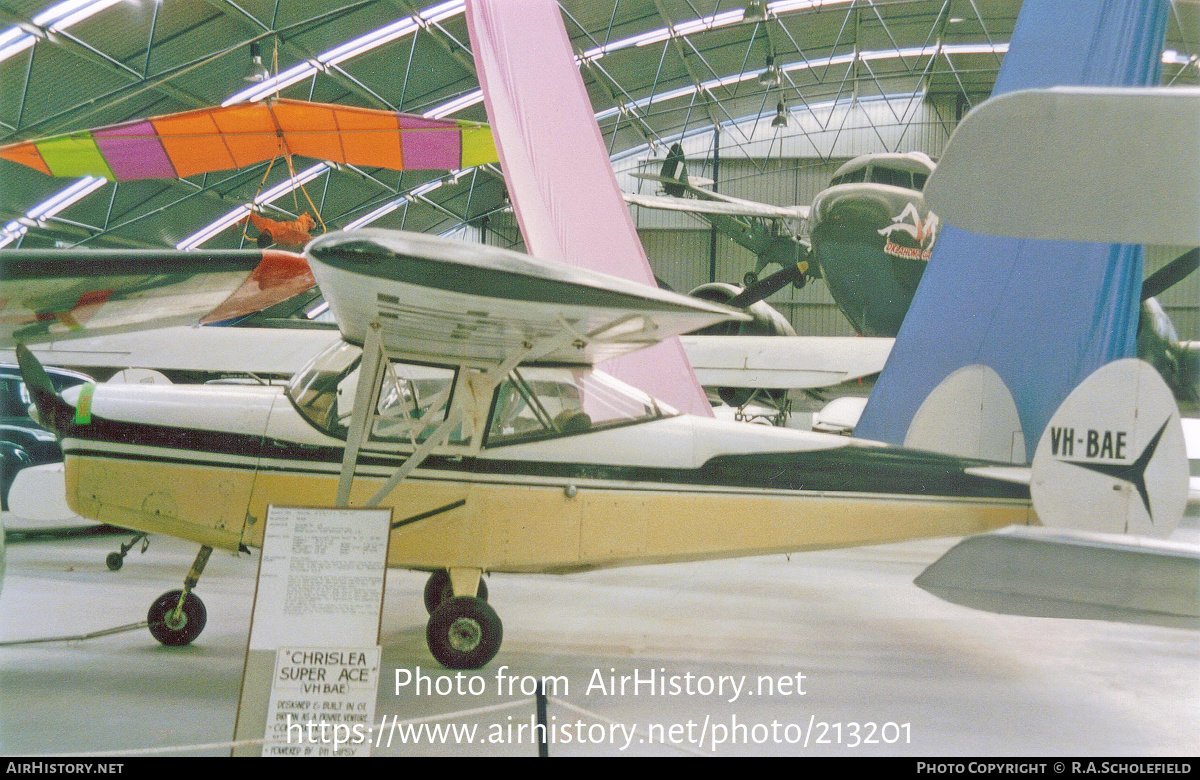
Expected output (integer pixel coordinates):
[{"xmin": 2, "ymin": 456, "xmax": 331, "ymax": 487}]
[
  {"xmin": 106, "ymin": 552, "xmax": 124, "ymax": 572},
  {"xmin": 147, "ymin": 589, "xmax": 207, "ymax": 646},
  {"xmin": 426, "ymin": 596, "xmax": 502, "ymax": 669},
  {"xmin": 423, "ymin": 571, "xmax": 487, "ymax": 614},
  {"xmin": 717, "ymin": 386, "xmax": 753, "ymax": 408}
]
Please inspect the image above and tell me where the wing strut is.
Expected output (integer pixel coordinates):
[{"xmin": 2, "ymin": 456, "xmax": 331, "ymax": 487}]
[
  {"xmin": 336, "ymin": 323, "xmax": 579, "ymax": 508},
  {"xmin": 336, "ymin": 322, "xmax": 387, "ymax": 507}
]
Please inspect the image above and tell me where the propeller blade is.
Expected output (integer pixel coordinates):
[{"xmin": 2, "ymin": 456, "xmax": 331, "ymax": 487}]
[
  {"xmin": 1142, "ymin": 248, "xmax": 1199, "ymax": 301},
  {"xmin": 728, "ymin": 264, "xmax": 805, "ymax": 308}
]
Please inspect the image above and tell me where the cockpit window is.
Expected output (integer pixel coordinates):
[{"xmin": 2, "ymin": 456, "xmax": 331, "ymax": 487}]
[
  {"xmin": 840, "ymin": 167, "xmax": 866, "ymax": 183},
  {"xmin": 869, "ymin": 166, "xmax": 913, "ymax": 189},
  {"xmin": 286, "ymin": 341, "xmax": 468, "ymax": 445},
  {"xmin": 485, "ymin": 367, "xmax": 674, "ymax": 446}
]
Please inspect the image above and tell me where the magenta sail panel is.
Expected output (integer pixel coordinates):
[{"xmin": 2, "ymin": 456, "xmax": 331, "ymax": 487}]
[
  {"xmin": 92, "ymin": 120, "xmax": 176, "ymax": 181},
  {"xmin": 399, "ymin": 117, "xmax": 461, "ymax": 170}
]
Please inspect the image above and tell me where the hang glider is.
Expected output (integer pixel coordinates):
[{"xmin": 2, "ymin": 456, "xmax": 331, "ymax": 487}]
[
  {"xmin": 0, "ymin": 248, "xmax": 315, "ymax": 347},
  {"xmin": 0, "ymin": 99, "xmax": 498, "ymax": 181}
]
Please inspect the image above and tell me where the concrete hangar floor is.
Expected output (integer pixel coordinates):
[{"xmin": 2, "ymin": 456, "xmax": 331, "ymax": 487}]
[{"xmin": 0, "ymin": 524, "xmax": 1196, "ymax": 757}]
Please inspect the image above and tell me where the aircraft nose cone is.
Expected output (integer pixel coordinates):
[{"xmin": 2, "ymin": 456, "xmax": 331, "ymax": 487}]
[{"xmin": 813, "ymin": 188, "xmax": 899, "ymax": 229}]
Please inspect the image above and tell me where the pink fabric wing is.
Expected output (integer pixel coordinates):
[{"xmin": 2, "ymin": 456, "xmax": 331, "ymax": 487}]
[{"xmin": 464, "ymin": 0, "xmax": 711, "ymax": 416}]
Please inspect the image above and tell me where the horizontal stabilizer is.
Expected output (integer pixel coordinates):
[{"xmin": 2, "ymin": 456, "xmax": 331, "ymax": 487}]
[
  {"xmin": 1031, "ymin": 359, "xmax": 1188, "ymax": 538},
  {"xmin": 624, "ymin": 192, "xmax": 809, "ymax": 222},
  {"xmin": 680, "ymin": 335, "xmax": 892, "ymax": 390},
  {"xmin": 924, "ymin": 86, "xmax": 1200, "ymax": 245},
  {"xmin": 915, "ymin": 526, "xmax": 1200, "ymax": 630},
  {"xmin": 631, "ymin": 171, "xmax": 715, "ymax": 189}
]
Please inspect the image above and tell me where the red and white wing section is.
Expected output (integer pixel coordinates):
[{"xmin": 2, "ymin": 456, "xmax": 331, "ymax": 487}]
[
  {"xmin": 306, "ymin": 229, "xmax": 747, "ymax": 368},
  {"xmin": 0, "ymin": 248, "xmax": 314, "ymax": 347}
]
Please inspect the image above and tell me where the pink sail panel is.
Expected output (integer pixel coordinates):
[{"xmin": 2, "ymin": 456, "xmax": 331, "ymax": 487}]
[{"xmin": 464, "ymin": 0, "xmax": 712, "ymax": 416}]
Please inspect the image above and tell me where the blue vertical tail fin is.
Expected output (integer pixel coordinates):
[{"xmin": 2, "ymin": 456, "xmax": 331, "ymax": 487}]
[{"xmin": 855, "ymin": 0, "xmax": 1170, "ymax": 460}]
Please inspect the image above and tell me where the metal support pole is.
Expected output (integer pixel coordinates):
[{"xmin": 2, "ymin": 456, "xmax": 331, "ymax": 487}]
[
  {"xmin": 708, "ymin": 124, "xmax": 720, "ymax": 283},
  {"xmin": 536, "ymin": 681, "xmax": 548, "ymax": 757}
]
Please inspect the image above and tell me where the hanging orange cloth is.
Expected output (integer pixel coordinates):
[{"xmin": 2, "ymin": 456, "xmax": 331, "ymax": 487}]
[{"xmin": 238, "ymin": 211, "xmax": 314, "ymax": 248}]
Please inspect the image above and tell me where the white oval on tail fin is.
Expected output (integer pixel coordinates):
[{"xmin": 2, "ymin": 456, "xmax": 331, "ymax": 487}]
[
  {"xmin": 1031, "ymin": 358, "xmax": 1187, "ymax": 538},
  {"xmin": 904, "ymin": 364, "xmax": 1026, "ymax": 463}
]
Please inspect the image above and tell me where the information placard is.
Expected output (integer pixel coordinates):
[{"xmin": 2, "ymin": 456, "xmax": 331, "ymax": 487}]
[
  {"xmin": 262, "ymin": 646, "xmax": 382, "ymax": 756},
  {"xmin": 232, "ymin": 505, "xmax": 391, "ymax": 757}
]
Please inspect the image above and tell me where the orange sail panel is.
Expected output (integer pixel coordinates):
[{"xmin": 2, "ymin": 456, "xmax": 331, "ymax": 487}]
[{"xmin": 0, "ymin": 99, "xmax": 498, "ymax": 181}]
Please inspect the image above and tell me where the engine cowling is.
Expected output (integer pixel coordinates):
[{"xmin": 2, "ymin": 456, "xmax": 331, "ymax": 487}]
[
  {"xmin": 688, "ymin": 283, "xmax": 795, "ymax": 337},
  {"xmin": 688, "ymin": 283, "xmax": 795, "ymax": 407}
]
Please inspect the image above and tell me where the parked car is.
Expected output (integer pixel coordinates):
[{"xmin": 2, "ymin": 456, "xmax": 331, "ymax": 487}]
[{"xmin": 0, "ymin": 363, "xmax": 91, "ymax": 513}]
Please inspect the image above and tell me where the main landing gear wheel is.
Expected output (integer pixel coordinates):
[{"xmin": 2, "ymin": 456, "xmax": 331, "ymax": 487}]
[
  {"xmin": 426, "ymin": 596, "xmax": 502, "ymax": 669},
  {"xmin": 147, "ymin": 545, "xmax": 212, "ymax": 647},
  {"xmin": 423, "ymin": 570, "xmax": 488, "ymax": 614},
  {"xmin": 147, "ymin": 589, "xmax": 207, "ymax": 646}
]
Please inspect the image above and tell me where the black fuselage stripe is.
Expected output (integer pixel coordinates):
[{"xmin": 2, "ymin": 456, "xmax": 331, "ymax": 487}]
[{"xmin": 63, "ymin": 420, "xmax": 1030, "ymax": 501}]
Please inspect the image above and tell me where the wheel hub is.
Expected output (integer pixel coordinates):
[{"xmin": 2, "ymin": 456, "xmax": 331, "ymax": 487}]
[
  {"xmin": 164, "ymin": 609, "xmax": 188, "ymax": 631},
  {"xmin": 448, "ymin": 617, "xmax": 482, "ymax": 652}
]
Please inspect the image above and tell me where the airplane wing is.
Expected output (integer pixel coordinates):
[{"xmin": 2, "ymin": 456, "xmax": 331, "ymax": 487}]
[
  {"xmin": 915, "ymin": 526, "xmax": 1200, "ymax": 630},
  {"xmin": 679, "ymin": 335, "xmax": 892, "ymax": 390},
  {"xmin": 624, "ymin": 192, "xmax": 810, "ymax": 222},
  {"xmin": 306, "ymin": 229, "xmax": 749, "ymax": 367},
  {"xmin": 0, "ymin": 248, "xmax": 315, "ymax": 348},
  {"xmin": 924, "ymin": 86, "xmax": 1200, "ymax": 245},
  {"xmin": 2, "ymin": 324, "xmax": 340, "ymax": 376}
]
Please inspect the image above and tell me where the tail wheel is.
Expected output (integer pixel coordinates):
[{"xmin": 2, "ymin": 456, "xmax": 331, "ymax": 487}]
[
  {"xmin": 147, "ymin": 589, "xmax": 207, "ymax": 646},
  {"xmin": 426, "ymin": 596, "xmax": 502, "ymax": 669},
  {"xmin": 423, "ymin": 570, "xmax": 488, "ymax": 614}
]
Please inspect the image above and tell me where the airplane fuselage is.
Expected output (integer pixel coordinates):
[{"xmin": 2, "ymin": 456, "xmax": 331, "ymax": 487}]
[
  {"xmin": 52, "ymin": 367, "xmax": 1031, "ymax": 576},
  {"xmin": 807, "ymin": 154, "xmax": 938, "ymax": 337},
  {"xmin": 809, "ymin": 184, "xmax": 935, "ymax": 337}
]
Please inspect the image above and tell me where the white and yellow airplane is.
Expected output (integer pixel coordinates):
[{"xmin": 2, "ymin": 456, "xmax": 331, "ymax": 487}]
[{"xmin": 18, "ymin": 227, "xmax": 1188, "ymax": 669}]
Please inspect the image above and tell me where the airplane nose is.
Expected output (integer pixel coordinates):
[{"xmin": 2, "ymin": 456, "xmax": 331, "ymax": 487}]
[{"xmin": 814, "ymin": 190, "xmax": 895, "ymax": 227}]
